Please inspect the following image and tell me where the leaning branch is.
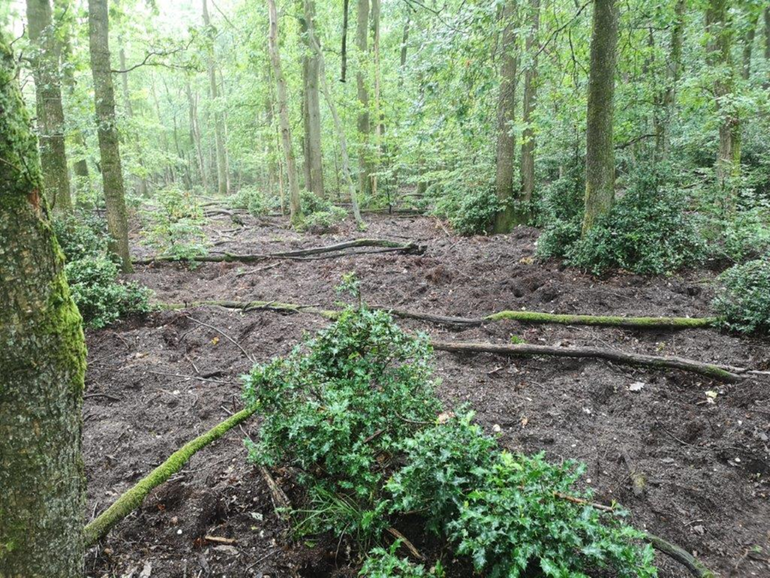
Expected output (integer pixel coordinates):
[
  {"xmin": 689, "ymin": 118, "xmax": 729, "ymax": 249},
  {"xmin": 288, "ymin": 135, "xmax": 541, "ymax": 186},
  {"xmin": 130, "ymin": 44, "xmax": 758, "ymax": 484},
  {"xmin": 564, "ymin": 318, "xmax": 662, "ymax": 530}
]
[
  {"xmin": 133, "ymin": 238, "xmax": 422, "ymax": 264},
  {"xmin": 645, "ymin": 534, "xmax": 716, "ymax": 578},
  {"xmin": 431, "ymin": 340, "xmax": 742, "ymax": 382},
  {"xmin": 83, "ymin": 405, "xmax": 257, "ymax": 547}
]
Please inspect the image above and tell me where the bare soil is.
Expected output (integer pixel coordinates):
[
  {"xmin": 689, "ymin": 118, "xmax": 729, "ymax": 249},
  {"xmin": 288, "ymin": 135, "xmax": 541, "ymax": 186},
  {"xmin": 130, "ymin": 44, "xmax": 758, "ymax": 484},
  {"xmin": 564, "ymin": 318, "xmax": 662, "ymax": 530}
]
[{"xmin": 84, "ymin": 213, "xmax": 770, "ymax": 578}]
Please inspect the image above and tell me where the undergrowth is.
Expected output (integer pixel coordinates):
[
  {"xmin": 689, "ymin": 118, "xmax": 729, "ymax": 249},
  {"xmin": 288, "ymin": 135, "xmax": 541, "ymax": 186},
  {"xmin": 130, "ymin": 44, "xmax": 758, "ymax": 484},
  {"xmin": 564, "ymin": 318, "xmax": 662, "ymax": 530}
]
[
  {"xmin": 713, "ymin": 256, "xmax": 770, "ymax": 335},
  {"xmin": 141, "ymin": 186, "xmax": 209, "ymax": 261},
  {"xmin": 243, "ymin": 276, "xmax": 658, "ymax": 576}
]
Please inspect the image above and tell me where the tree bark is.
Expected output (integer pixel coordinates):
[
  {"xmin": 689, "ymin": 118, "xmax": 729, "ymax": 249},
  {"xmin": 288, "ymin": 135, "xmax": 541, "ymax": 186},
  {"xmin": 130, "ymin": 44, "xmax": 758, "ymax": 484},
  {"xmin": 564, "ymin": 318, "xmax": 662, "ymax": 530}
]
[
  {"xmin": 187, "ymin": 82, "xmax": 209, "ymax": 192},
  {"xmin": 88, "ymin": 0, "xmax": 133, "ymax": 272},
  {"xmin": 519, "ymin": 0, "xmax": 540, "ymax": 212},
  {"xmin": 202, "ymin": 0, "xmax": 229, "ymax": 196},
  {"xmin": 341, "ymin": 0, "xmax": 350, "ymax": 82},
  {"xmin": 26, "ymin": 0, "xmax": 72, "ymax": 212},
  {"xmin": 356, "ymin": 0, "xmax": 372, "ymax": 199},
  {"xmin": 493, "ymin": 0, "xmax": 521, "ymax": 233},
  {"xmin": 267, "ymin": 0, "xmax": 302, "ymax": 225},
  {"xmin": 301, "ymin": 0, "xmax": 325, "ymax": 196},
  {"xmin": 655, "ymin": 0, "xmax": 686, "ymax": 156},
  {"xmin": 706, "ymin": 0, "xmax": 740, "ymax": 195},
  {"xmin": 581, "ymin": 0, "xmax": 619, "ymax": 236},
  {"xmin": 0, "ymin": 38, "xmax": 87, "ymax": 576}
]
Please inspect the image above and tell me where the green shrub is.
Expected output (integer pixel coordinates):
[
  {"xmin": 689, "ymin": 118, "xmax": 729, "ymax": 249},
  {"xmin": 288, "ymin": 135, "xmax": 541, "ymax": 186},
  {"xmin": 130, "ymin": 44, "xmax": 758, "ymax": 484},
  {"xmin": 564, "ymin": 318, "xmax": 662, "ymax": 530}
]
[
  {"xmin": 301, "ymin": 190, "xmax": 335, "ymax": 214},
  {"xmin": 304, "ymin": 206, "xmax": 347, "ymax": 234},
  {"xmin": 536, "ymin": 218, "xmax": 581, "ymax": 259},
  {"xmin": 243, "ymin": 288, "xmax": 658, "ymax": 576},
  {"xmin": 142, "ymin": 187, "xmax": 209, "ymax": 261},
  {"xmin": 65, "ymin": 257, "xmax": 152, "ymax": 329},
  {"xmin": 432, "ymin": 185, "xmax": 500, "ymax": 236},
  {"xmin": 567, "ymin": 172, "xmax": 705, "ymax": 275},
  {"xmin": 713, "ymin": 257, "xmax": 770, "ymax": 334},
  {"xmin": 359, "ymin": 542, "xmax": 438, "ymax": 577},
  {"xmin": 53, "ymin": 211, "xmax": 112, "ymax": 263},
  {"xmin": 231, "ymin": 186, "xmax": 278, "ymax": 217}
]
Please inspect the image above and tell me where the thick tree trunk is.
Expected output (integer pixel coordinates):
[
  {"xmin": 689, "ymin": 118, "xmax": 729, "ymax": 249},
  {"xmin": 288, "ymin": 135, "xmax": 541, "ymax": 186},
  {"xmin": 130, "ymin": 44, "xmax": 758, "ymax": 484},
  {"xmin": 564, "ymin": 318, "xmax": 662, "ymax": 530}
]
[
  {"xmin": 302, "ymin": 0, "xmax": 325, "ymax": 196},
  {"xmin": 655, "ymin": 0, "xmax": 685, "ymax": 155},
  {"xmin": 202, "ymin": 0, "xmax": 229, "ymax": 196},
  {"xmin": 26, "ymin": 0, "xmax": 72, "ymax": 212},
  {"xmin": 0, "ymin": 38, "xmax": 87, "ymax": 576},
  {"xmin": 706, "ymin": 0, "xmax": 740, "ymax": 196},
  {"xmin": 493, "ymin": 0, "xmax": 520, "ymax": 233},
  {"xmin": 519, "ymin": 0, "xmax": 540, "ymax": 212},
  {"xmin": 267, "ymin": 0, "xmax": 302, "ymax": 225},
  {"xmin": 356, "ymin": 0, "xmax": 372, "ymax": 199},
  {"xmin": 581, "ymin": 0, "xmax": 618, "ymax": 236},
  {"xmin": 305, "ymin": 12, "xmax": 365, "ymax": 228},
  {"xmin": 88, "ymin": 0, "xmax": 133, "ymax": 271}
]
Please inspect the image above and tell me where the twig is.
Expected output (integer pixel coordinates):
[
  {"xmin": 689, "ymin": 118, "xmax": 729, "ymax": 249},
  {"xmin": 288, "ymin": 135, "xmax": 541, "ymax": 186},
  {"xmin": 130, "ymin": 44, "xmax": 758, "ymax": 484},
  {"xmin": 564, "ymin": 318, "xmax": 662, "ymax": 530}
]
[
  {"xmin": 185, "ymin": 315, "xmax": 255, "ymax": 363},
  {"xmin": 386, "ymin": 527, "xmax": 424, "ymax": 560}
]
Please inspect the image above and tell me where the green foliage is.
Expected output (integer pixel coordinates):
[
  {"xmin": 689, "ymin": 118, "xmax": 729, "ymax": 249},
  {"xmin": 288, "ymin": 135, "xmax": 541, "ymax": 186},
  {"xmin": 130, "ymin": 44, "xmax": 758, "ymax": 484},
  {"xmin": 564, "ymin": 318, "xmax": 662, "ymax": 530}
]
[
  {"xmin": 244, "ymin": 293, "xmax": 657, "ymax": 575},
  {"xmin": 304, "ymin": 206, "xmax": 347, "ymax": 234},
  {"xmin": 713, "ymin": 257, "xmax": 770, "ymax": 335},
  {"xmin": 53, "ymin": 212, "xmax": 152, "ymax": 328},
  {"xmin": 231, "ymin": 186, "xmax": 279, "ymax": 217},
  {"xmin": 359, "ymin": 542, "xmax": 439, "ymax": 577},
  {"xmin": 432, "ymin": 184, "xmax": 500, "ymax": 236},
  {"xmin": 301, "ymin": 191, "xmax": 335, "ymax": 214},
  {"xmin": 566, "ymin": 170, "xmax": 705, "ymax": 275},
  {"xmin": 141, "ymin": 187, "xmax": 209, "ymax": 261}
]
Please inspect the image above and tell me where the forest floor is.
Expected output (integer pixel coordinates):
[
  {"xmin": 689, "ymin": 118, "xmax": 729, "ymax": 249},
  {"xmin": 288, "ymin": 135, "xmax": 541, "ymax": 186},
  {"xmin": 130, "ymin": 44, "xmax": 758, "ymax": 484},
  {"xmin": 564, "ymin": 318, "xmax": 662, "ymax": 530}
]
[{"xmin": 84, "ymin": 213, "xmax": 770, "ymax": 578}]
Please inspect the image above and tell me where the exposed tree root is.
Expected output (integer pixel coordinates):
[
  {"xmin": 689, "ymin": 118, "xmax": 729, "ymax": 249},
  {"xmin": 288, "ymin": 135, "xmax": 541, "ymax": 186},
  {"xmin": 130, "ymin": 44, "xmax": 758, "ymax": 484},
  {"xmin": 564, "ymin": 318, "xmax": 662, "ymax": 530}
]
[
  {"xmin": 133, "ymin": 238, "xmax": 423, "ymax": 264},
  {"xmin": 83, "ymin": 405, "xmax": 257, "ymax": 547},
  {"xmin": 431, "ymin": 340, "xmax": 743, "ymax": 382},
  {"xmin": 645, "ymin": 533, "xmax": 716, "ymax": 578}
]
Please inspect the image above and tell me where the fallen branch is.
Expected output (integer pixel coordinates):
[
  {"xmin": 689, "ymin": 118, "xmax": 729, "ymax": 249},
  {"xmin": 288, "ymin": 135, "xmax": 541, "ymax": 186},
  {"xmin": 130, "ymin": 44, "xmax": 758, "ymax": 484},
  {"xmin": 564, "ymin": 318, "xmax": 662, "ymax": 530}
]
[
  {"xmin": 83, "ymin": 405, "xmax": 257, "ymax": 547},
  {"xmin": 133, "ymin": 238, "xmax": 423, "ymax": 265},
  {"xmin": 646, "ymin": 534, "xmax": 716, "ymax": 578},
  {"xmin": 431, "ymin": 340, "xmax": 743, "ymax": 383}
]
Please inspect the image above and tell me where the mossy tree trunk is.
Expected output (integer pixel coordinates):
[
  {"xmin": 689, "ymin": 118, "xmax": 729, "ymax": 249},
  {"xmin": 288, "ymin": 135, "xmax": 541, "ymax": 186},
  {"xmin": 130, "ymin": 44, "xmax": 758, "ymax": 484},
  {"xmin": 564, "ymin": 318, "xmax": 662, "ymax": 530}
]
[
  {"xmin": 519, "ymin": 0, "xmax": 540, "ymax": 211},
  {"xmin": 581, "ymin": 0, "xmax": 618, "ymax": 236},
  {"xmin": 26, "ymin": 0, "xmax": 72, "ymax": 213},
  {"xmin": 0, "ymin": 37, "xmax": 87, "ymax": 576},
  {"xmin": 267, "ymin": 0, "xmax": 303, "ymax": 226},
  {"xmin": 88, "ymin": 0, "xmax": 133, "ymax": 272},
  {"xmin": 493, "ymin": 0, "xmax": 521, "ymax": 234},
  {"xmin": 202, "ymin": 0, "xmax": 229, "ymax": 196}
]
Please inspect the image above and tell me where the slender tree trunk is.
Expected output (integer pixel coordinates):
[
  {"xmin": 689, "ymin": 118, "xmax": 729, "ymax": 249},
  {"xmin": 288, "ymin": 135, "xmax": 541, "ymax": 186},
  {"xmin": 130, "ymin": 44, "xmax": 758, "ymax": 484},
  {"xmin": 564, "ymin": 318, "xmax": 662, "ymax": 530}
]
[
  {"xmin": 187, "ymin": 82, "xmax": 208, "ymax": 191},
  {"xmin": 655, "ymin": 0, "xmax": 685, "ymax": 155},
  {"xmin": 765, "ymin": 7, "xmax": 770, "ymax": 86},
  {"xmin": 305, "ymin": 6, "xmax": 365, "ymax": 228},
  {"xmin": 370, "ymin": 0, "xmax": 382, "ymax": 199},
  {"xmin": 341, "ymin": 0, "xmax": 350, "ymax": 82},
  {"xmin": 741, "ymin": 9, "xmax": 759, "ymax": 80},
  {"xmin": 493, "ymin": 0, "xmax": 520, "ymax": 233},
  {"xmin": 519, "ymin": 0, "xmax": 540, "ymax": 212},
  {"xmin": 267, "ymin": 0, "xmax": 302, "ymax": 225},
  {"xmin": 150, "ymin": 75, "xmax": 173, "ymax": 185},
  {"xmin": 0, "ymin": 37, "xmax": 87, "ymax": 576},
  {"xmin": 302, "ymin": 0, "xmax": 325, "ymax": 196},
  {"xmin": 706, "ymin": 0, "xmax": 740, "ymax": 194},
  {"xmin": 356, "ymin": 0, "xmax": 372, "ymax": 199},
  {"xmin": 581, "ymin": 0, "xmax": 619, "ymax": 236},
  {"xmin": 202, "ymin": 0, "xmax": 228, "ymax": 195},
  {"xmin": 398, "ymin": 9, "xmax": 410, "ymax": 86},
  {"xmin": 26, "ymin": 0, "xmax": 72, "ymax": 212},
  {"xmin": 88, "ymin": 0, "xmax": 133, "ymax": 271}
]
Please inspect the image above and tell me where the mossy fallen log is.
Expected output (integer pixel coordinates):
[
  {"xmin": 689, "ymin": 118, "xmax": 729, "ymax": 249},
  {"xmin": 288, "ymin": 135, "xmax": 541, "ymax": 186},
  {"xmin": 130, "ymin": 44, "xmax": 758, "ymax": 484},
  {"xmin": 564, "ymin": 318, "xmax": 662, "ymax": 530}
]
[
  {"xmin": 645, "ymin": 533, "xmax": 716, "ymax": 578},
  {"xmin": 431, "ymin": 340, "xmax": 742, "ymax": 382},
  {"xmin": 133, "ymin": 238, "xmax": 423, "ymax": 265},
  {"xmin": 83, "ymin": 405, "xmax": 257, "ymax": 547}
]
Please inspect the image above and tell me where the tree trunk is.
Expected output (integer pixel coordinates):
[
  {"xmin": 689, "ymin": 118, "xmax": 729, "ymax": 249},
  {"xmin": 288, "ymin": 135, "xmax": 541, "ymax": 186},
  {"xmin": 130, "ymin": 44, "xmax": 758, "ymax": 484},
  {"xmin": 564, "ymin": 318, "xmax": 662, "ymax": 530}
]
[
  {"xmin": 267, "ymin": 0, "xmax": 302, "ymax": 225},
  {"xmin": 300, "ymin": 0, "xmax": 325, "ymax": 197},
  {"xmin": 305, "ymin": 5, "xmax": 365, "ymax": 228},
  {"xmin": 0, "ymin": 37, "xmax": 87, "ymax": 576},
  {"xmin": 706, "ymin": 0, "xmax": 740, "ymax": 195},
  {"xmin": 26, "ymin": 0, "xmax": 72, "ymax": 212},
  {"xmin": 519, "ymin": 0, "xmax": 540, "ymax": 212},
  {"xmin": 356, "ymin": 0, "xmax": 372, "ymax": 199},
  {"xmin": 88, "ymin": 0, "xmax": 133, "ymax": 272},
  {"xmin": 202, "ymin": 0, "xmax": 228, "ymax": 196},
  {"xmin": 581, "ymin": 0, "xmax": 619, "ymax": 236},
  {"xmin": 493, "ymin": 0, "xmax": 520, "ymax": 233},
  {"xmin": 655, "ymin": 0, "xmax": 685, "ymax": 156},
  {"xmin": 370, "ymin": 0, "xmax": 382, "ymax": 199},
  {"xmin": 341, "ymin": 0, "xmax": 350, "ymax": 82},
  {"xmin": 187, "ymin": 82, "xmax": 209, "ymax": 192}
]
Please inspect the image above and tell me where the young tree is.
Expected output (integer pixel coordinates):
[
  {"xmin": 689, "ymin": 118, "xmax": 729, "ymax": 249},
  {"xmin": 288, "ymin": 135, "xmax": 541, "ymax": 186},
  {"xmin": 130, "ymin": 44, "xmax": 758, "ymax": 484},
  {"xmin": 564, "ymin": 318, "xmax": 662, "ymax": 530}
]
[
  {"xmin": 0, "ymin": 36, "xmax": 87, "ymax": 576},
  {"xmin": 89, "ymin": 0, "xmax": 133, "ymax": 271},
  {"xmin": 202, "ymin": 0, "xmax": 229, "ymax": 195},
  {"xmin": 355, "ymin": 0, "xmax": 372, "ymax": 198},
  {"xmin": 267, "ymin": 0, "xmax": 302, "ymax": 225},
  {"xmin": 26, "ymin": 0, "xmax": 72, "ymax": 212},
  {"xmin": 493, "ymin": 0, "xmax": 520, "ymax": 233},
  {"xmin": 655, "ymin": 0, "xmax": 686, "ymax": 156},
  {"xmin": 301, "ymin": 0, "xmax": 325, "ymax": 196},
  {"xmin": 582, "ymin": 0, "xmax": 619, "ymax": 236}
]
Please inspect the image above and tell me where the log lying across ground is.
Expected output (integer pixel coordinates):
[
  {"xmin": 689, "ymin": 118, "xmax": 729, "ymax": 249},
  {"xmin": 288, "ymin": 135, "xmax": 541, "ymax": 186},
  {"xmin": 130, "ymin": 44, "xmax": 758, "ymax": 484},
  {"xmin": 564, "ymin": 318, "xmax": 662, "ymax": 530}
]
[
  {"xmin": 132, "ymin": 238, "xmax": 424, "ymax": 265},
  {"xmin": 83, "ymin": 405, "xmax": 258, "ymax": 547},
  {"xmin": 432, "ymin": 340, "xmax": 743, "ymax": 382},
  {"xmin": 161, "ymin": 299, "xmax": 717, "ymax": 330}
]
